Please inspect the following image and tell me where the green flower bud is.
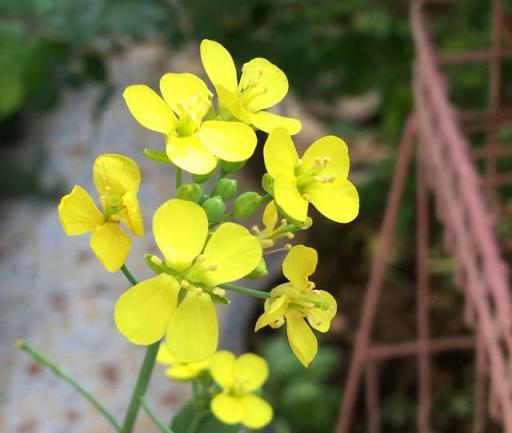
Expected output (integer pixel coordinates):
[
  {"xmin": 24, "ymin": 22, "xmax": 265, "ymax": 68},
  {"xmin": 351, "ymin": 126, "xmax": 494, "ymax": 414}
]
[
  {"xmin": 176, "ymin": 183, "xmax": 203, "ymax": 203},
  {"xmin": 220, "ymin": 159, "xmax": 247, "ymax": 174},
  {"xmin": 261, "ymin": 173, "xmax": 274, "ymax": 195},
  {"xmin": 144, "ymin": 253, "xmax": 164, "ymax": 274},
  {"xmin": 202, "ymin": 196, "xmax": 225, "ymax": 224},
  {"xmin": 246, "ymin": 258, "xmax": 269, "ymax": 279},
  {"xmin": 192, "ymin": 168, "xmax": 215, "ymax": 183},
  {"xmin": 212, "ymin": 178, "xmax": 237, "ymax": 201},
  {"xmin": 231, "ymin": 191, "xmax": 263, "ymax": 219},
  {"xmin": 144, "ymin": 149, "xmax": 171, "ymax": 164}
]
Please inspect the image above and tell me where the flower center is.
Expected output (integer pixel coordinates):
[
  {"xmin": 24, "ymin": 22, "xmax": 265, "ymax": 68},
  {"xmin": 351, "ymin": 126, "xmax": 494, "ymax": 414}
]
[
  {"xmin": 237, "ymin": 63, "xmax": 267, "ymax": 107},
  {"xmin": 173, "ymin": 94, "xmax": 212, "ymax": 137},
  {"xmin": 294, "ymin": 156, "xmax": 336, "ymax": 197},
  {"xmin": 100, "ymin": 186, "xmax": 124, "ymax": 222},
  {"xmin": 226, "ymin": 380, "xmax": 249, "ymax": 397}
]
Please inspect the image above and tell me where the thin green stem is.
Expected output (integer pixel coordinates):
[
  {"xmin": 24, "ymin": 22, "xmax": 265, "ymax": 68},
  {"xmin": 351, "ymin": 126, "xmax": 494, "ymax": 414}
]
[
  {"xmin": 176, "ymin": 167, "xmax": 183, "ymax": 190},
  {"xmin": 186, "ymin": 410, "xmax": 209, "ymax": 433},
  {"xmin": 17, "ymin": 340, "xmax": 122, "ymax": 432},
  {"xmin": 120, "ymin": 265, "xmax": 137, "ymax": 286},
  {"xmin": 121, "ymin": 341, "xmax": 160, "ymax": 433},
  {"xmin": 139, "ymin": 397, "xmax": 176, "ymax": 433},
  {"xmin": 220, "ymin": 283, "xmax": 270, "ymax": 300}
]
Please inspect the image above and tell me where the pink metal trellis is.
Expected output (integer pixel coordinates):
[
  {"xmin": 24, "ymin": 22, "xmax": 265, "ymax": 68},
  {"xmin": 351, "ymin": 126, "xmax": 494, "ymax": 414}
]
[{"xmin": 335, "ymin": 1, "xmax": 512, "ymax": 432}]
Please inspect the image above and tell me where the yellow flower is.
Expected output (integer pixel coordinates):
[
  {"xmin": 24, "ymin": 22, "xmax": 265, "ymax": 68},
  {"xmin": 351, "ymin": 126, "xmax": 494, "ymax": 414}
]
[
  {"xmin": 157, "ymin": 342, "xmax": 211, "ymax": 380},
  {"xmin": 255, "ymin": 245, "xmax": 337, "ymax": 367},
  {"xmin": 251, "ymin": 200, "xmax": 293, "ymax": 249},
  {"xmin": 123, "ymin": 73, "xmax": 257, "ymax": 175},
  {"xmin": 58, "ymin": 154, "xmax": 143, "ymax": 272},
  {"xmin": 210, "ymin": 351, "xmax": 273, "ymax": 429},
  {"xmin": 114, "ymin": 199, "xmax": 262, "ymax": 362},
  {"xmin": 200, "ymin": 39, "xmax": 301, "ymax": 135},
  {"xmin": 263, "ymin": 127, "xmax": 359, "ymax": 223}
]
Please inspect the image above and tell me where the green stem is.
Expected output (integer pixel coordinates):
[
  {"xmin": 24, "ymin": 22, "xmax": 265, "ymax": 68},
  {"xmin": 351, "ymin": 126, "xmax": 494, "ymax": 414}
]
[
  {"xmin": 120, "ymin": 265, "xmax": 137, "ymax": 286},
  {"xmin": 176, "ymin": 167, "xmax": 183, "ymax": 190},
  {"xmin": 220, "ymin": 283, "xmax": 270, "ymax": 300},
  {"xmin": 121, "ymin": 342, "xmax": 160, "ymax": 433},
  {"xmin": 17, "ymin": 340, "xmax": 122, "ymax": 432},
  {"xmin": 139, "ymin": 397, "xmax": 176, "ymax": 433},
  {"xmin": 186, "ymin": 410, "xmax": 209, "ymax": 433}
]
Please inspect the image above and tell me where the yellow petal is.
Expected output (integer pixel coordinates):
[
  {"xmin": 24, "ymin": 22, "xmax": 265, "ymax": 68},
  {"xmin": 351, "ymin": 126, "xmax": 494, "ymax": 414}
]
[
  {"xmin": 200, "ymin": 39, "xmax": 238, "ymax": 93},
  {"xmin": 156, "ymin": 342, "xmax": 177, "ymax": 366},
  {"xmin": 302, "ymin": 135, "xmax": 350, "ymax": 179},
  {"xmin": 305, "ymin": 180, "xmax": 359, "ymax": 223},
  {"xmin": 58, "ymin": 185, "xmax": 103, "ymax": 235},
  {"xmin": 123, "ymin": 85, "xmax": 177, "ymax": 134},
  {"xmin": 254, "ymin": 295, "xmax": 288, "ymax": 331},
  {"xmin": 282, "ymin": 245, "xmax": 318, "ymax": 292},
  {"xmin": 211, "ymin": 393, "xmax": 243, "ymax": 425},
  {"xmin": 263, "ymin": 127, "xmax": 298, "ymax": 178},
  {"xmin": 166, "ymin": 362, "xmax": 209, "ymax": 380},
  {"xmin": 121, "ymin": 191, "xmax": 144, "ymax": 236},
  {"xmin": 307, "ymin": 290, "xmax": 337, "ymax": 333},
  {"xmin": 273, "ymin": 174, "xmax": 308, "ymax": 222},
  {"xmin": 285, "ymin": 308, "xmax": 318, "ymax": 367},
  {"xmin": 93, "ymin": 154, "xmax": 141, "ymax": 197},
  {"xmin": 160, "ymin": 73, "xmax": 210, "ymax": 120},
  {"xmin": 202, "ymin": 222, "xmax": 262, "ymax": 287},
  {"xmin": 114, "ymin": 274, "xmax": 179, "ymax": 344},
  {"xmin": 153, "ymin": 199, "xmax": 208, "ymax": 272},
  {"xmin": 210, "ymin": 350, "xmax": 236, "ymax": 388},
  {"xmin": 262, "ymin": 200, "xmax": 278, "ymax": 233},
  {"xmin": 240, "ymin": 394, "xmax": 273, "ymax": 429},
  {"xmin": 166, "ymin": 291, "xmax": 218, "ymax": 362},
  {"xmin": 250, "ymin": 110, "xmax": 301, "ymax": 135},
  {"xmin": 90, "ymin": 223, "xmax": 131, "ymax": 272},
  {"xmin": 241, "ymin": 58, "xmax": 288, "ymax": 112},
  {"xmin": 166, "ymin": 134, "xmax": 217, "ymax": 175},
  {"xmin": 235, "ymin": 353, "xmax": 269, "ymax": 392},
  {"xmin": 216, "ymin": 85, "xmax": 252, "ymax": 123},
  {"xmin": 196, "ymin": 121, "xmax": 257, "ymax": 162}
]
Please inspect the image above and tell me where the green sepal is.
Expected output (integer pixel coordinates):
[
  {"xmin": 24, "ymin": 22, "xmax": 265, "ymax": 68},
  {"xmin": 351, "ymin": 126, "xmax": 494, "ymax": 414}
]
[
  {"xmin": 144, "ymin": 253, "xmax": 164, "ymax": 274},
  {"xmin": 245, "ymin": 258, "xmax": 269, "ymax": 279},
  {"xmin": 192, "ymin": 168, "xmax": 215, "ymax": 183},
  {"xmin": 212, "ymin": 178, "xmax": 237, "ymax": 201},
  {"xmin": 176, "ymin": 183, "xmax": 203, "ymax": 203},
  {"xmin": 202, "ymin": 196, "xmax": 226, "ymax": 225},
  {"xmin": 220, "ymin": 159, "xmax": 246, "ymax": 174},
  {"xmin": 144, "ymin": 148, "xmax": 171, "ymax": 164},
  {"xmin": 261, "ymin": 172, "xmax": 274, "ymax": 195},
  {"xmin": 209, "ymin": 292, "xmax": 230, "ymax": 305}
]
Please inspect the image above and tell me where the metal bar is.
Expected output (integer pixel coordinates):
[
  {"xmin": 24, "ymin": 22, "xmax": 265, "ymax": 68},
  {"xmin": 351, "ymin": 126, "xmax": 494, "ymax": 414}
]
[{"xmin": 334, "ymin": 114, "xmax": 417, "ymax": 433}]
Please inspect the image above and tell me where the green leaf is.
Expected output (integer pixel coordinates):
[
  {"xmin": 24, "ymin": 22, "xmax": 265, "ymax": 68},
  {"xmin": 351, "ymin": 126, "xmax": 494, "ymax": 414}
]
[{"xmin": 171, "ymin": 402, "xmax": 195, "ymax": 433}]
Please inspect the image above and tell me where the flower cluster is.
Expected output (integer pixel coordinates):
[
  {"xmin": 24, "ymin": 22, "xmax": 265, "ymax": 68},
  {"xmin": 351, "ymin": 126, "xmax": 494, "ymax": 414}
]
[{"xmin": 58, "ymin": 38, "xmax": 359, "ymax": 431}]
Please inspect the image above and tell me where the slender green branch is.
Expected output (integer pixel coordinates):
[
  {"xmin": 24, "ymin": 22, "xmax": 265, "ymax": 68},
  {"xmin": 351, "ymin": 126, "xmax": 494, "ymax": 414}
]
[
  {"xmin": 220, "ymin": 283, "xmax": 270, "ymax": 299},
  {"xmin": 186, "ymin": 410, "xmax": 210, "ymax": 433},
  {"xmin": 139, "ymin": 397, "xmax": 176, "ymax": 433},
  {"xmin": 121, "ymin": 342, "xmax": 160, "ymax": 433},
  {"xmin": 17, "ymin": 340, "xmax": 122, "ymax": 432},
  {"xmin": 176, "ymin": 167, "xmax": 183, "ymax": 190},
  {"xmin": 120, "ymin": 265, "xmax": 137, "ymax": 286}
]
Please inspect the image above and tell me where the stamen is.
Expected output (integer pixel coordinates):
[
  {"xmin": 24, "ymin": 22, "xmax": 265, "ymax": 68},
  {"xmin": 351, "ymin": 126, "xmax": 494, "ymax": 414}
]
[
  {"xmin": 194, "ymin": 286, "xmax": 203, "ymax": 296},
  {"xmin": 260, "ymin": 239, "xmax": 274, "ymax": 249},
  {"xmin": 180, "ymin": 280, "xmax": 190, "ymax": 289},
  {"xmin": 195, "ymin": 255, "xmax": 207, "ymax": 263},
  {"xmin": 111, "ymin": 214, "xmax": 121, "ymax": 222},
  {"xmin": 208, "ymin": 263, "xmax": 218, "ymax": 272},
  {"xmin": 251, "ymin": 225, "xmax": 261, "ymax": 234},
  {"xmin": 295, "ymin": 159, "xmax": 304, "ymax": 168},
  {"xmin": 286, "ymin": 232, "xmax": 295, "ymax": 240},
  {"xmin": 212, "ymin": 287, "xmax": 226, "ymax": 297},
  {"xmin": 150, "ymin": 256, "xmax": 162, "ymax": 266},
  {"xmin": 280, "ymin": 218, "xmax": 288, "ymax": 226}
]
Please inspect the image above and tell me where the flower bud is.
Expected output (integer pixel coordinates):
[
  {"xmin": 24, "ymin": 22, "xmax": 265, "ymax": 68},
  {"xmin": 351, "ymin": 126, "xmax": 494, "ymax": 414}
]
[
  {"xmin": 192, "ymin": 169, "xmax": 215, "ymax": 184},
  {"xmin": 246, "ymin": 258, "xmax": 269, "ymax": 279},
  {"xmin": 144, "ymin": 149, "xmax": 171, "ymax": 164},
  {"xmin": 261, "ymin": 173, "xmax": 274, "ymax": 195},
  {"xmin": 212, "ymin": 178, "xmax": 237, "ymax": 201},
  {"xmin": 231, "ymin": 192, "xmax": 264, "ymax": 219},
  {"xmin": 202, "ymin": 196, "xmax": 225, "ymax": 224},
  {"xmin": 176, "ymin": 183, "xmax": 203, "ymax": 203},
  {"xmin": 220, "ymin": 159, "xmax": 246, "ymax": 174}
]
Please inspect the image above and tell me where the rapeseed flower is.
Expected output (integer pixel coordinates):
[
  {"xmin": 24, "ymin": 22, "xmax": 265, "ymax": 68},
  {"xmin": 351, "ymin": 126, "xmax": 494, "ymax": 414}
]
[
  {"xmin": 210, "ymin": 351, "xmax": 273, "ymax": 429},
  {"xmin": 115, "ymin": 199, "xmax": 262, "ymax": 362},
  {"xmin": 58, "ymin": 154, "xmax": 143, "ymax": 272},
  {"xmin": 124, "ymin": 73, "xmax": 257, "ymax": 174},
  {"xmin": 200, "ymin": 39, "xmax": 301, "ymax": 135},
  {"xmin": 157, "ymin": 342, "xmax": 211, "ymax": 380},
  {"xmin": 255, "ymin": 245, "xmax": 337, "ymax": 367},
  {"xmin": 263, "ymin": 127, "xmax": 359, "ymax": 223}
]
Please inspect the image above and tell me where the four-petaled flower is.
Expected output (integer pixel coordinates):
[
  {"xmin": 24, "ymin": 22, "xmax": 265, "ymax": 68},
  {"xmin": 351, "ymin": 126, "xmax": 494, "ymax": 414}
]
[
  {"xmin": 264, "ymin": 127, "xmax": 359, "ymax": 223},
  {"xmin": 157, "ymin": 342, "xmax": 211, "ymax": 380},
  {"xmin": 114, "ymin": 199, "xmax": 262, "ymax": 362},
  {"xmin": 123, "ymin": 73, "xmax": 257, "ymax": 175},
  {"xmin": 58, "ymin": 154, "xmax": 143, "ymax": 272},
  {"xmin": 200, "ymin": 39, "xmax": 301, "ymax": 135},
  {"xmin": 255, "ymin": 245, "xmax": 337, "ymax": 367},
  {"xmin": 210, "ymin": 351, "xmax": 273, "ymax": 429}
]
